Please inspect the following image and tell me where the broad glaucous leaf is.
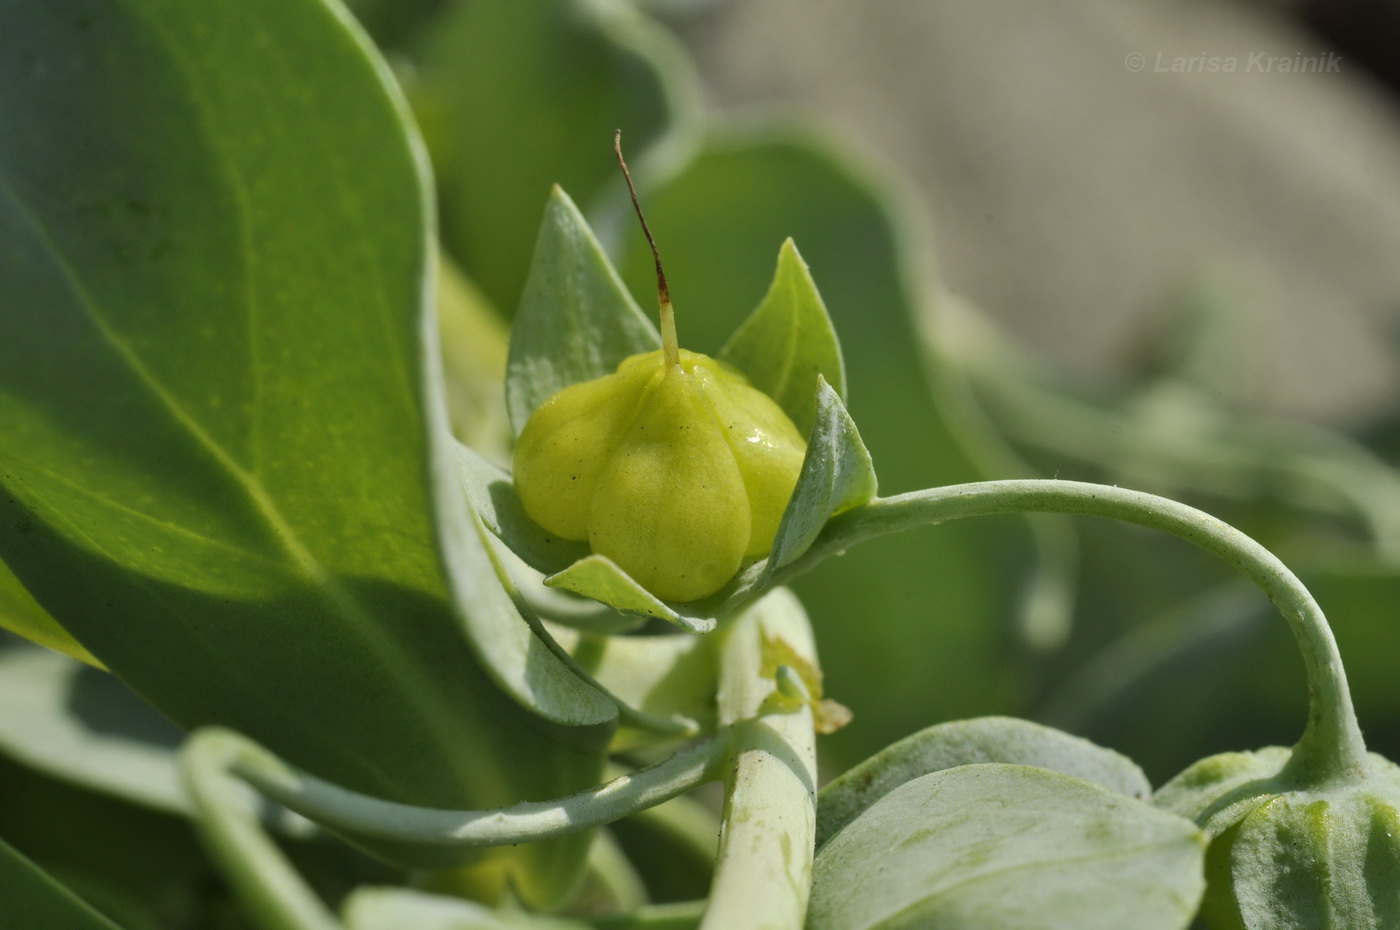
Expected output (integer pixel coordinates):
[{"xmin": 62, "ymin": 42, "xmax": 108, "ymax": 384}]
[
  {"xmin": 0, "ymin": 0, "xmax": 609, "ymax": 904},
  {"xmin": 809, "ymin": 764, "xmax": 1206, "ymax": 930},
  {"xmin": 618, "ymin": 130, "xmax": 1035, "ymax": 770},
  {"xmin": 405, "ymin": 0, "xmax": 693, "ymax": 316},
  {"xmin": 0, "ymin": 837, "xmax": 125, "ymax": 930},
  {"xmin": 506, "ymin": 186, "xmax": 660, "ymax": 434},
  {"xmin": 816, "ymin": 716, "xmax": 1152, "ymax": 848},
  {"xmin": 720, "ymin": 238, "xmax": 846, "ymax": 437}
]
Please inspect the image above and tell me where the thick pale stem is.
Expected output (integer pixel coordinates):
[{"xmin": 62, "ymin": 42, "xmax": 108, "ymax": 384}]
[
  {"xmin": 181, "ymin": 730, "xmax": 343, "ymax": 930},
  {"xmin": 786, "ymin": 479, "xmax": 1368, "ymax": 785},
  {"xmin": 701, "ymin": 588, "xmax": 818, "ymax": 930},
  {"xmin": 221, "ymin": 729, "xmax": 727, "ymax": 848}
]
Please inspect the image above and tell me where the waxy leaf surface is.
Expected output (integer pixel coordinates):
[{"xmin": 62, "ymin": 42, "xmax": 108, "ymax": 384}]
[
  {"xmin": 816, "ymin": 716, "xmax": 1152, "ymax": 848},
  {"xmin": 0, "ymin": 0, "xmax": 607, "ymax": 903},
  {"xmin": 809, "ymin": 764, "xmax": 1205, "ymax": 930}
]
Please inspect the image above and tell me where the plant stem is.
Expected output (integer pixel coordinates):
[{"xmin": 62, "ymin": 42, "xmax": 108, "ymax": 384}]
[
  {"xmin": 700, "ymin": 588, "xmax": 819, "ymax": 930},
  {"xmin": 223, "ymin": 729, "xmax": 728, "ymax": 847},
  {"xmin": 181, "ymin": 729, "xmax": 344, "ymax": 930},
  {"xmin": 789, "ymin": 479, "xmax": 1368, "ymax": 785}
]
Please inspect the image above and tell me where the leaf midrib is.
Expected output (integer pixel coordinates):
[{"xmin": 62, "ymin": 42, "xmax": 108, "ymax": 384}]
[{"xmin": 0, "ymin": 3, "xmax": 497, "ymax": 801}]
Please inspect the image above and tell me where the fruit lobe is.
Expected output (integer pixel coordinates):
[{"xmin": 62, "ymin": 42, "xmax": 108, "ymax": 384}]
[{"xmin": 513, "ymin": 348, "xmax": 806, "ymax": 602}]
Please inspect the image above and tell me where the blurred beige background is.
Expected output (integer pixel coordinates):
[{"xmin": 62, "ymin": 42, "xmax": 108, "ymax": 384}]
[{"xmin": 674, "ymin": 0, "xmax": 1400, "ymax": 425}]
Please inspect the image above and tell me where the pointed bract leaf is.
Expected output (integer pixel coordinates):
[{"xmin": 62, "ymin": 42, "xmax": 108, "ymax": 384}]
[
  {"xmin": 506, "ymin": 187, "xmax": 659, "ymax": 434},
  {"xmin": 809, "ymin": 764, "xmax": 1205, "ymax": 930},
  {"xmin": 0, "ymin": 837, "xmax": 126, "ymax": 930},
  {"xmin": 817, "ymin": 717, "xmax": 1152, "ymax": 849},
  {"xmin": 720, "ymin": 238, "xmax": 846, "ymax": 436},
  {"xmin": 545, "ymin": 556, "xmax": 715, "ymax": 634},
  {"xmin": 764, "ymin": 379, "xmax": 876, "ymax": 575}
]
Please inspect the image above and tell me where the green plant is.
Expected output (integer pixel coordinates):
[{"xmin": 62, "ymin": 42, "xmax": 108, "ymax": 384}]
[{"xmin": 4, "ymin": 2, "xmax": 1400, "ymax": 928}]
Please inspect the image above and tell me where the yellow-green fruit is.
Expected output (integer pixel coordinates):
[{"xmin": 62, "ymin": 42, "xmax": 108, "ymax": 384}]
[{"xmin": 513, "ymin": 349, "xmax": 807, "ymax": 602}]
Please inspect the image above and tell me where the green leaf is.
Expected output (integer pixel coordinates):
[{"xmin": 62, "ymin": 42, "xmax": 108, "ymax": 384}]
[
  {"xmin": 0, "ymin": 559, "xmax": 97, "ymax": 667},
  {"xmin": 764, "ymin": 378, "xmax": 875, "ymax": 575},
  {"xmin": 816, "ymin": 716, "xmax": 1153, "ymax": 849},
  {"xmin": 455, "ymin": 507, "xmax": 618, "ymax": 728},
  {"xmin": 720, "ymin": 238, "xmax": 846, "ymax": 437},
  {"xmin": 506, "ymin": 186, "xmax": 660, "ymax": 434},
  {"xmin": 0, "ymin": 0, "xmax": 608, "ymax": 904},
  {"xmin": 0, "ymin": 647, "xmax": 187, "ymax": 816},
  {"xmin": 0, "ymin": 836, "xmax": 125, "ymax": 930},
  {"xmin": 544, "ymin": 556, "xmax": 715, "ymax": 634},
  {"xmin": 405, "ymin": 0, "xmax": 695, "ymax": 316},
  {"xmin": 808, "ymin": 764, "xmax": 1205, "ymax": 930}
]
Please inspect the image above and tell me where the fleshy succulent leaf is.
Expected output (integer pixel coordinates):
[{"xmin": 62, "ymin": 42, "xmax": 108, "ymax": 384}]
[
  {"xmin": 808, "ymin": 764, "xmax": 1206, "ymax": 930},
  {"xmin": 817, "ymin": 716, "xmax": 1152, "ymax": 849}
]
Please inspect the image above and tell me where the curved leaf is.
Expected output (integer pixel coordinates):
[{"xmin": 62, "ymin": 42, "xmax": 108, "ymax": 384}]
[
  {"xmin": 809, "ymin": 764, "xmax": 1205, "ymax": 930},
  {"xmin": 816, "ymin": 716, "xmax": 1152, "ymax": 849},
  {"xmin": 720, "ymin": 238, "xmax": 846, "ymax": 436},
  {"xmin": 0, "ymin": 0, "xmax": 608, "ymax": 904}
]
